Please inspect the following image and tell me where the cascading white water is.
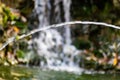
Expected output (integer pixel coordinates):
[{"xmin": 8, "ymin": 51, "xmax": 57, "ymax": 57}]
[
  {"xmin": 32, "ymin": 0, "xmax": 83, "ymax": 73},
  {"xmin": 63, "ymin": 0, "xmax": 71, "ymax": 44}
]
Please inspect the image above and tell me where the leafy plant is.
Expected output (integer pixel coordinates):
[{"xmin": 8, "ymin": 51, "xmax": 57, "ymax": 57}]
[{"xmin": 0, "ymin": 2, "xmax": 28, "ymax": 65}]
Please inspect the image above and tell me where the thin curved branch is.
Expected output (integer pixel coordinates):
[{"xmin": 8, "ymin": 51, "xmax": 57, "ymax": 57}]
[{"xmin": 0, "ymin": 21, "xmax": 120, "ymax": 50}]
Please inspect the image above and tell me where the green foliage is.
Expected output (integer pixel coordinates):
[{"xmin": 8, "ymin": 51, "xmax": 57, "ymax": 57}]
[
  {"xmin": 16, "ymin": 50, "xmax": 25, "ymax": 58},
  {"xmin": 73, "ymin": 39, "xmax": 91, "ymax": 50},
  {"xmin": 0, "ymin": 4, "xmax": 17, "ymax": 26},
  {"xmin": 0, "ymin": 2, "xmax": 28, "ymax": 65}
]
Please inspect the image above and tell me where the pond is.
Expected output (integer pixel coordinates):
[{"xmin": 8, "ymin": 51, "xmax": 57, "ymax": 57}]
[{"xmin": 0, "ymin": 66, "xmax": 120, "ymax": 80}]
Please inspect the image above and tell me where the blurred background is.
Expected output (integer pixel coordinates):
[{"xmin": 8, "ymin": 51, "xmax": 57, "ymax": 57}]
[{"xmin": 0, "ymin": 0, "xmax": 120, "ymax": 76}]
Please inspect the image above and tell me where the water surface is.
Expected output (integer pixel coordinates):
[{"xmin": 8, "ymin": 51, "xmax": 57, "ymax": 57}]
[{"xmin": 0, "ymin": 66, "xmax": 120, "ymax": 80}]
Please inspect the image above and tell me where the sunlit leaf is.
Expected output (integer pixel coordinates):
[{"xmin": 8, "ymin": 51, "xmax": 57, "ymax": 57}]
[
  {"xmin": 113, "ymin": 57, "xmax": 118, "ymax": 66},
  {"xmin": 3, "ymin": 14, "xmax": 8, "ymax": 25},
  {"xmin": 16, "ymin": 50, "xmax": 25, "ymax": 58},
  {"xmin": 13, "ymin": 26, "xmax": 20, "ymax": 33},
  {"xmin": 15, "ymin": 35, "xmax": 20, "ymax": 40}
]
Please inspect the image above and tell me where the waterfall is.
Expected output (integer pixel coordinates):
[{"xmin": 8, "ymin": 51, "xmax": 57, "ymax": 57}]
[
  {"xmin": 63, "ymin": 0, "xmax": 71, "ymax": 44},
  {"xmin": 31, "ymin": 0, "xmax": 83, "ymax": 73}
]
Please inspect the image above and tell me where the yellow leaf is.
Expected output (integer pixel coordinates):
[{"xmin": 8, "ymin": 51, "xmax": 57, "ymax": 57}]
[
  {"xmin": 113, "ymin": 58, "xmax": 118, "ymax": 66},
  {"xmin": 13, "ymin": 26, "xmax": 19, "ymax": 33}
]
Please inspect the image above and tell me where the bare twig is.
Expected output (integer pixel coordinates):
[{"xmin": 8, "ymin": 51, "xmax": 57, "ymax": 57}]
[{"xmin": 0, "ymin": 21, "xmax": 120, "ymax": 51}]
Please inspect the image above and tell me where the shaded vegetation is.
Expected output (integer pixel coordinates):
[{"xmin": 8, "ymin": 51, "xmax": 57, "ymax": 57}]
[{"xmin": 71, "ymin": 0, "xmax": 120, "ymax": 70}]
